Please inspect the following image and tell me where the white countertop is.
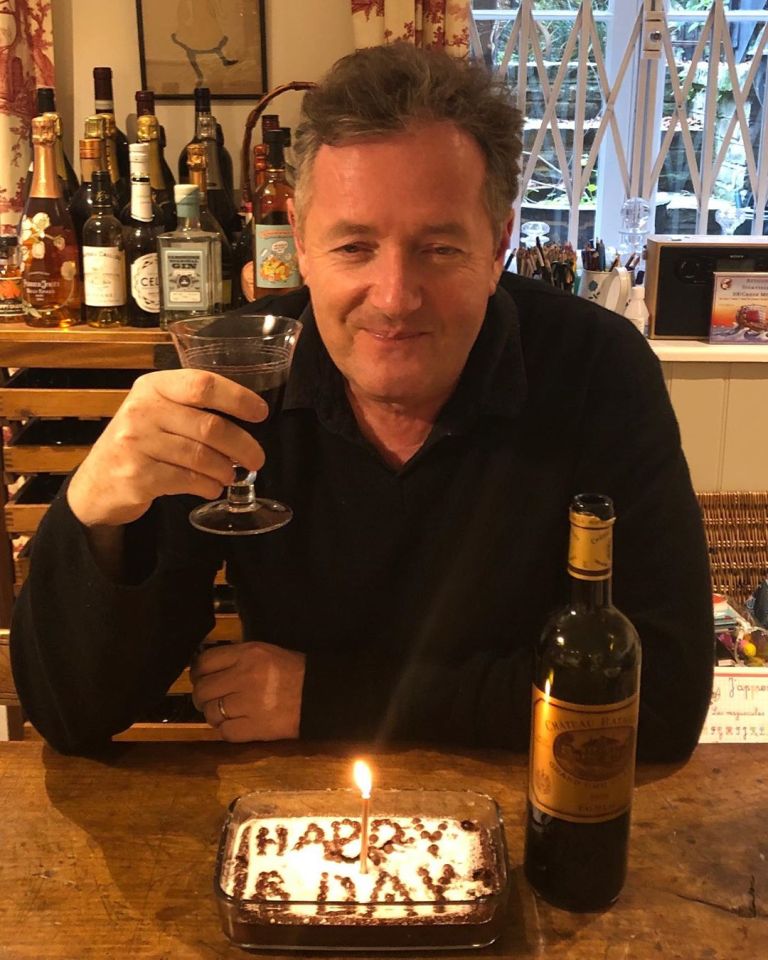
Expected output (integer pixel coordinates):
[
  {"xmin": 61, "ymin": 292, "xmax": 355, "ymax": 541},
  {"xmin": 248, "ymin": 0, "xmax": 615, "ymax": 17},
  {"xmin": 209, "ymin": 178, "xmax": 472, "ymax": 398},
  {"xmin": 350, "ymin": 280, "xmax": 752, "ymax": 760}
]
[{"xmin": 649, "ymin": 339, "xmax": 768, "ymax": 363}]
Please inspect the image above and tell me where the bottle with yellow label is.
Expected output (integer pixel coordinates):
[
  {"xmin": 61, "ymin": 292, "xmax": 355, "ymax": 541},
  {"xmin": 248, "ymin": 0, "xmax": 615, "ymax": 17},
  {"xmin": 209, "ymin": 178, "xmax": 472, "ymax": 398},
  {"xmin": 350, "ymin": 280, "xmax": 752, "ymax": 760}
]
[{"xmin": 524, "ymin": 493, "xmax": 641, "ymax": 912}]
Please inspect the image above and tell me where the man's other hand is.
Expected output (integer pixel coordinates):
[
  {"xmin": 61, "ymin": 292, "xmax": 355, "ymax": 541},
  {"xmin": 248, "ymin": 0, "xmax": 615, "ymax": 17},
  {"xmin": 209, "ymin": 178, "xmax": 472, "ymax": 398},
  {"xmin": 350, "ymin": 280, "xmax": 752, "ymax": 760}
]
[{"xmin": 190, "ymin": 641, "xmax": 306, "ymax": 741}]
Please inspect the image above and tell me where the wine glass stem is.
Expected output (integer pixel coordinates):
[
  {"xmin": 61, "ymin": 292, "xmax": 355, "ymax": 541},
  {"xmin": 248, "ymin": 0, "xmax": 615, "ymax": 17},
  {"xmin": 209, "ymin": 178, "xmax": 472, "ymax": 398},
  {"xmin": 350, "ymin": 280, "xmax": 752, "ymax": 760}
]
[{"xmin": 228, "ymin": 469, "xmax": 258, "ymax": 512}]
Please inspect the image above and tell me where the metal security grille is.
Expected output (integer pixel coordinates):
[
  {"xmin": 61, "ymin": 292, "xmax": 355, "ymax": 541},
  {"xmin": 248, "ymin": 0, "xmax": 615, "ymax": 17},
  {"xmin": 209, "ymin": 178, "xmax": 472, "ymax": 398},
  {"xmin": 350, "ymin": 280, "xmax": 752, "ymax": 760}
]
[{"xmin": 472, "ymin": 1, "xmax": 768, "ymax": 247}]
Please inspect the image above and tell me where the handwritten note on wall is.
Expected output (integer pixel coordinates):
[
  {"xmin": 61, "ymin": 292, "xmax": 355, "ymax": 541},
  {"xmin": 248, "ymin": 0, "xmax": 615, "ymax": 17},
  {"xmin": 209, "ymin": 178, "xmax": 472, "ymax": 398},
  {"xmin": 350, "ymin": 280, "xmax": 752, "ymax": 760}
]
[{"xmin": 700, "ymin": 667, "xmax": 768, "ymax": 743}]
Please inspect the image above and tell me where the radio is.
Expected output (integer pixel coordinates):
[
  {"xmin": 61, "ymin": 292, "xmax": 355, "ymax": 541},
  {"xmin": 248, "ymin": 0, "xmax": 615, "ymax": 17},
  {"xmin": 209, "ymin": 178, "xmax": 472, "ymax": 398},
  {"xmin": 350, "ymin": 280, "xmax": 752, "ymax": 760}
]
[{"xmin": 645, "ymin": 235, "xmax": 768, "ymax": 338}]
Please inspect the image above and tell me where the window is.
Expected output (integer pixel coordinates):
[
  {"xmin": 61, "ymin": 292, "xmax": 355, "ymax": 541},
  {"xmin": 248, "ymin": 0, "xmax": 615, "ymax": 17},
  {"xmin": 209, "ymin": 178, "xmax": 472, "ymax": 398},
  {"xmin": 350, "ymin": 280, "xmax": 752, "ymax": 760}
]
[{"xmin": 471, "ymin": 0, "xmax": 768, "ymax": 247}]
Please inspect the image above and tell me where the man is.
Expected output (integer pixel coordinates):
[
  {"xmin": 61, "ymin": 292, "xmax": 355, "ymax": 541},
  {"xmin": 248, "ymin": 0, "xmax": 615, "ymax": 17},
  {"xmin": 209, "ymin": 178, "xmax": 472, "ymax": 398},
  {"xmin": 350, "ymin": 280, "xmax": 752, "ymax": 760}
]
[{"xmin": 11, "ymin": 44, "xmax": 713, "ymax": 758}]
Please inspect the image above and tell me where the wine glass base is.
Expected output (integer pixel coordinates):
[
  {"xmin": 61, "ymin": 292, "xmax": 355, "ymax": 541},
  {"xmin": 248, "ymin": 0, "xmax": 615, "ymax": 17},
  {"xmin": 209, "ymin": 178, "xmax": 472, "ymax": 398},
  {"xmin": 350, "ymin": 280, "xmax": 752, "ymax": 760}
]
[{"xmin": 189, "ymin": 497, "xmax": 293, "ymax": 535}]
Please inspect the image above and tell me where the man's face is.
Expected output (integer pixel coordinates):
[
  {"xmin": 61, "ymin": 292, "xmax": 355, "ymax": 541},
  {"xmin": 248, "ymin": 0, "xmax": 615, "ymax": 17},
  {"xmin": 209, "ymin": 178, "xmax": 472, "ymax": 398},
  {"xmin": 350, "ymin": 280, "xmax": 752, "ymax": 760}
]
[{"xmin": 291, "ymin": 122, "xmax": 510, "ymax": 414}]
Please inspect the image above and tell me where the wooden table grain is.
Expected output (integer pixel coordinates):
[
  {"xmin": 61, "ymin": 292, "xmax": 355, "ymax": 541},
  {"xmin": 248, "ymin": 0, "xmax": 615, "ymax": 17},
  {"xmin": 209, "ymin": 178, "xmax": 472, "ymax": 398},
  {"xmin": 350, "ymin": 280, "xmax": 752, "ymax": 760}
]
[{"xmin": 0, "ymin": 740, "xmax": 765, "ymax": 959}]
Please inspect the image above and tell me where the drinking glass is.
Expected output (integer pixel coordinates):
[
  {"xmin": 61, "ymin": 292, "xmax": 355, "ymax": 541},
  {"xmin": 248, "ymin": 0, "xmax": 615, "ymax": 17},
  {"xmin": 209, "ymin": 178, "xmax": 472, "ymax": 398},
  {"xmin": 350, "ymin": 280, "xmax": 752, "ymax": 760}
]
[{"xmin": 170, "ymin": 312, "xmax": 302, "ymax": 535}]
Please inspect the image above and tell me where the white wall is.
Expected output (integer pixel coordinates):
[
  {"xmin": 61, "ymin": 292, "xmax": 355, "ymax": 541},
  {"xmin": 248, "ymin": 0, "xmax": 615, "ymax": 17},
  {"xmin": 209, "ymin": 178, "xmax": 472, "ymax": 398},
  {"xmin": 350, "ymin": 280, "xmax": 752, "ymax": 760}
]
[{"xmin": 51, "ymin": 0, "xmax": 355, "ymax": 192}]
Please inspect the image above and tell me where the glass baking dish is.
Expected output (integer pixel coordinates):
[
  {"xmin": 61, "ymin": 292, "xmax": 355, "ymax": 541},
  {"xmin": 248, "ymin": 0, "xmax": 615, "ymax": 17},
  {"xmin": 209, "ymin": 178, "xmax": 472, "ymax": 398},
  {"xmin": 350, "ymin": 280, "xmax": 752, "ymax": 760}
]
[{"xmin": 213, "ymin": 788, "xmax": 509, "ymax": 951}]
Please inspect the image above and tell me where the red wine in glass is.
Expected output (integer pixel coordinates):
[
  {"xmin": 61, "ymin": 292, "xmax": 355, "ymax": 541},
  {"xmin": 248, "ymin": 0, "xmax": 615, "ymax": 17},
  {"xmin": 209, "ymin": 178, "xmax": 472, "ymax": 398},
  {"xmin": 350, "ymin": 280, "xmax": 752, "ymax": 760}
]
[{"xmin": 170, "ymin": 313, "xmax": 302, "ymax": 535}]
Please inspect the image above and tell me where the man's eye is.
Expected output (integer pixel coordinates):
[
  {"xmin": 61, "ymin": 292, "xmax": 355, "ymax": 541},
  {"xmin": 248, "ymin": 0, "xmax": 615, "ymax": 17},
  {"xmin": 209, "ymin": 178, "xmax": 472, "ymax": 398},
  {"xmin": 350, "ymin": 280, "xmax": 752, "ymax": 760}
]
[
  {"xmin": 335, "ymin": 243, "xmax": 367, "ymax": 255},
  {"xmin": 430, "ymin": 246, "xmax": 461, "ymax": 257}
]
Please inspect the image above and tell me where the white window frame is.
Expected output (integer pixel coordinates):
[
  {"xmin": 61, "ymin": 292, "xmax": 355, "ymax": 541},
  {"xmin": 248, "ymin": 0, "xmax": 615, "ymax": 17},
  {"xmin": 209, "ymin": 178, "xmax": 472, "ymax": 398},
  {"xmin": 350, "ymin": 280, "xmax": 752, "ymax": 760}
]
[{"xmin": 471, "ymin": 1, "xmax": 768, "ymax": 245}]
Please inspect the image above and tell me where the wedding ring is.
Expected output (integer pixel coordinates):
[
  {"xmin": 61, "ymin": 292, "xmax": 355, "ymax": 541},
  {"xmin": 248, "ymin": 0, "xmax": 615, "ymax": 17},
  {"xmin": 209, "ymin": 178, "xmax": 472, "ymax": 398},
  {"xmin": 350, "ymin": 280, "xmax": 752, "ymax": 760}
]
[{"xmin": 217, "ymin": 696, "xmax": 229, "ymax": 721}]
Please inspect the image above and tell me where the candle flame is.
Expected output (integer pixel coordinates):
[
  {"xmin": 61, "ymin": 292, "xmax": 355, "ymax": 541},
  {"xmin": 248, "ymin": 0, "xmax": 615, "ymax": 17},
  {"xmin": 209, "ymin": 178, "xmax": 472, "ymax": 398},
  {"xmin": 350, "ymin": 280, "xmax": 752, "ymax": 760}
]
[{"xmin": 353, "ymin": 760, "xmax": 372, "ymax": 799}]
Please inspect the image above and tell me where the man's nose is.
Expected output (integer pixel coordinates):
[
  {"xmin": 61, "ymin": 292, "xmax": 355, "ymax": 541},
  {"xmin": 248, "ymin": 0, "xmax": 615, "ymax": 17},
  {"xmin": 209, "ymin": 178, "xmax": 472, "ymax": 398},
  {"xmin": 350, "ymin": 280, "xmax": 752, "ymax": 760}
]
[{"xmin": 367, "ymin": 250, "xmax": 422, "ymax": 319}]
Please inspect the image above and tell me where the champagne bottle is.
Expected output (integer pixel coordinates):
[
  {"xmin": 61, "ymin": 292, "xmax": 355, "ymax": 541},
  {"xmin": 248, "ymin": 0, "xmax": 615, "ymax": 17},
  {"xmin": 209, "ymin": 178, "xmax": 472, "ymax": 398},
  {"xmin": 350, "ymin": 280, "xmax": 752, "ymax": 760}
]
[
  {"xmin": 136, "ymin": 114, "xmax": 177, "ymax": 231},
  {"xmin": 102, "ymin": 113, "xmax": 130, "ymax": 212},
  {"xmin": 524, "ymin": 493, "xmax": 641, "ymax": 912},
  {"xmin": 252, "ymin": 130, "xmax": 301, "ymax": 300},
  {"xmin": 93, "ymin": 67, "xmax": 129, "ymax": 179},
  {"xmin": 136, "ymin": 90, "xmax": 176, "ymax": 198},
  {"xmin": 157, "ymin": 184, "xmax": 221, "ymax": 329},
  {"xmin": 177, "ymin": 87, "xmax": 233, "ymax": 194},
  {"xmin": 39, "ymin": 88, "xmax": 79, "ymax": 199},
  {"xmin": 123, "ymin": 143, "xmax": 163, "ymax": 327},
  {"xmin": 19, "ymin": 116, "xmax": 82, "ymax": 328},
  {"xmin": 82, "ymin": 170, "xmax": 127, "ymax": 328},
  {"xmin": 186, "ymin": 143, "xmax": 233, "ymax": 308}
]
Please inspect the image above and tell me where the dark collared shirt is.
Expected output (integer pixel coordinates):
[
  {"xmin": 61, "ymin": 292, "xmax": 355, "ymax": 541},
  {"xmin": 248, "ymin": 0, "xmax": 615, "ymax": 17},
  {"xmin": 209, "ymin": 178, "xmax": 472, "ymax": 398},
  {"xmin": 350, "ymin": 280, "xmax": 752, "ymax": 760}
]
[{"xmin": 11, "ymin": 275, "xmax": 714, "ymax": 758}]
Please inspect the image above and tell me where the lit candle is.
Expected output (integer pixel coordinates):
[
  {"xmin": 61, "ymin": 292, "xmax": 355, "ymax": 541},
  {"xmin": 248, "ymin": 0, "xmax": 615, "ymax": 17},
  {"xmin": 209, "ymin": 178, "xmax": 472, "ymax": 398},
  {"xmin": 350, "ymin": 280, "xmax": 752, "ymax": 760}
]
[{"xmin": 353, "ymin": 760, "xmax": 373, "ymax": 875}]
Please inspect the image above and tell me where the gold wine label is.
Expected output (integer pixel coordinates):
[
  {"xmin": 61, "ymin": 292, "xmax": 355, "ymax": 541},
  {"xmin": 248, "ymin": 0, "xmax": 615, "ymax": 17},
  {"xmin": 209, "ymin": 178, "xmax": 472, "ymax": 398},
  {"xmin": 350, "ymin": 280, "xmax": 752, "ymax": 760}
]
[
  {"xmin": 529, "ymin": 685, "xmax": 638, "ymax": 824},
  {"xmin": 568, "ymin": 509, "xmax": 614, "ymax": 581}
]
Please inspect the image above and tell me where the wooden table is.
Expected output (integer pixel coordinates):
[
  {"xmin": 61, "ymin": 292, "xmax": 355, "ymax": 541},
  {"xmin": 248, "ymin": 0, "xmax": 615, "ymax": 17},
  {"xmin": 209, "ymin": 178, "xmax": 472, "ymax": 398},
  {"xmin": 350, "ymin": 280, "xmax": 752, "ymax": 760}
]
[{"xmin": 0, "ymin": 740, "xmax": 765, "ymax": 959}]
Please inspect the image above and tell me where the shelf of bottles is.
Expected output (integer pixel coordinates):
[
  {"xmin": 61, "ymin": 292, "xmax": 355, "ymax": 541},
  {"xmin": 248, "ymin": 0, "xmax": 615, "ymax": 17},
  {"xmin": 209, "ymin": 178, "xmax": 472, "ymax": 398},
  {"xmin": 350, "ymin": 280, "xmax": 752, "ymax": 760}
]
[{"xmin": 6, "ymin": 69, "xmax": 301, "ymax": 335}]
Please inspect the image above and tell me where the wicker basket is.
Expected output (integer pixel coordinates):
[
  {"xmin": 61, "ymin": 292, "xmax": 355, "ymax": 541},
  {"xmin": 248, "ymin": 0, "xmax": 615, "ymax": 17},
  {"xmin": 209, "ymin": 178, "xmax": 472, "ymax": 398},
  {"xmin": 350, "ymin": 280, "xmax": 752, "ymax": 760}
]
[
  {"xmin": 239, "ymin": 81, "xmax": 316, "ymax": 206},
  {"xmin": 697, "ymin": 491, "xmax": 768, "ymax": 606}
]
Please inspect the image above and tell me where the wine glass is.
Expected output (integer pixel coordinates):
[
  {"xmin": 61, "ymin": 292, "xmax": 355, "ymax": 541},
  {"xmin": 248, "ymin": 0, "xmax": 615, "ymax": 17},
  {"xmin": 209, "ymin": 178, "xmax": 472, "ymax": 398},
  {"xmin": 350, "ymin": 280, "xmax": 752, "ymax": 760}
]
[{"xmin": 169, "ymin": 312, "xmax": 302, "ymax": 535}]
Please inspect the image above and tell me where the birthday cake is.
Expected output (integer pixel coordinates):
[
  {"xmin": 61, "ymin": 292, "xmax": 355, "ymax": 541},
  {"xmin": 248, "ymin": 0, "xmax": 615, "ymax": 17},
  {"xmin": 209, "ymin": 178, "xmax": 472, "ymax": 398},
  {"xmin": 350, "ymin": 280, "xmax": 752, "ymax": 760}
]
[
  {"xmin": 215, "ymin": 790, "xmax": 508, "ymax": 946},
  {"xmin": 220, "ymin": 814, "xmax": 501, "ymax": 923}
]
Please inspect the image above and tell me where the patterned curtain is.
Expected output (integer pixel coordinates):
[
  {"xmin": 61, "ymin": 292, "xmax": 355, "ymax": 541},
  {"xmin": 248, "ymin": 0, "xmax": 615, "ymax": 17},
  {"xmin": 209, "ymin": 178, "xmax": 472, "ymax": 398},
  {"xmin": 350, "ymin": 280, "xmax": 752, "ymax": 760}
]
[
  {"xmin": 0, "ymin": 0, "xmax": 55, "ymax": 234},
  {"xmin": 351, "ymin": 1, "xmax": 470, "ymax": 57}
]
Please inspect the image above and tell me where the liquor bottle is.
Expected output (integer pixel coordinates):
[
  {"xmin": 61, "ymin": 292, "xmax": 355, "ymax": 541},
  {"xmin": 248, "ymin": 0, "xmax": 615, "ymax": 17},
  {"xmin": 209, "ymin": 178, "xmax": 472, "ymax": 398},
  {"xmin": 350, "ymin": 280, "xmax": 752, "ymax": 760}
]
[
  {"xmin": 186, "ymin": 143, "xmax": 233, "ymax": 307},
  {"xmin": 19, "ymin": 116, "xmax": 82, "ymax": 328},
  {"xmin": 93, "ymin": 66, "xmax": 129, "ymax": 179},
  {"xmin": 0, "ymin": 236, "xmax": 24, "ymax": 322},
  {"xmin": 252, "ymin": 129, "xmax": 301, "ymax": 300},
  {"xmin": 136, "ymin": 90, "xmax": 176, "ymax": 198},
  {"xmin": 82, "ymin": 170, "xmax": 127, "ymax": 328},
  {"xmin": 123, "ymin": 143, "xmax": 163, "ymax": 327},
  {"xmin": 157, "ymin": 184, "xmax": 221, "ymax": 329},
  {"xmin": 249, "ymin": 113, "xmax": 280, "ymax": 200},
  {"xmin": 524, "ymin": 493, "xmax": 641, "ymax": 912},
  {"xmin": 69, "ymin": 137, "xmax": 111, "ymax": 246},
  {"xmin": 177, "ymin": 87, "xmax": 234, "ymax": 194},
  {"xmin": 101, "ymin": 113, "xmax": 130, "ymax": 212},
  {"xmin": 136, "ymin": 114, "xmax": 177, "ymax": 231},
  {"xmin": 191, "ymin": 114, "xmax": 240, "ymax": 243}
]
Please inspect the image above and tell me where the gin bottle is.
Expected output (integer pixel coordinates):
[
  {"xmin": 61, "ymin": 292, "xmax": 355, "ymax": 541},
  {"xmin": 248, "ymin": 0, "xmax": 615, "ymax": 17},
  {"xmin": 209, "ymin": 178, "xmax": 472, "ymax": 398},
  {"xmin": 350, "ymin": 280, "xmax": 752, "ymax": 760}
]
[{"xmin": 157, "ymin": 184, "xmax": 221, "ymax": 329}]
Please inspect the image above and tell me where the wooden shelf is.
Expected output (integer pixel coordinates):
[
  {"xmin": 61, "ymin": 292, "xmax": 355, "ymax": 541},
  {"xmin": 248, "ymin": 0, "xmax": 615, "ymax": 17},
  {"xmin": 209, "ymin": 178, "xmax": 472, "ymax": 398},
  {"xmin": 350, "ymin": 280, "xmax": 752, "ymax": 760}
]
[{"xmin": 0, "ymin": 324, "xmax": 174, "ymax": 369}]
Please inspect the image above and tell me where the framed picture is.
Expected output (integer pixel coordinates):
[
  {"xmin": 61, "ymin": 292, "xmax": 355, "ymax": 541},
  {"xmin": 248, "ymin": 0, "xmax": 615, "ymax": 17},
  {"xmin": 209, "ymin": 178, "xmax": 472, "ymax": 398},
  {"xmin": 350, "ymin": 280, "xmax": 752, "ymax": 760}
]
[{"xmin": 136, "ymin": 0, "xmax": 267, "ymax": 100}]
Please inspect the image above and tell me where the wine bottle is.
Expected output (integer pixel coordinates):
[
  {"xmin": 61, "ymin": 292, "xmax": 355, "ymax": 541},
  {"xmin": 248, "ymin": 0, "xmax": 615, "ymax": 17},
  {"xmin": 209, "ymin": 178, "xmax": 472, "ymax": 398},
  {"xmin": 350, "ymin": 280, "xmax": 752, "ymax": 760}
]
[
  {"xmin": 252, "ymin": 130, "xmax": 301, "ymax": 300},
  {"xmin": 192, "ymin": 114, "xmax": 240, "ymax": 244},
  {"xmin": 231, "ymin": 201, "xmax": 254, "ymax": 305},
  {"xmin": 93, "ymin": 66, "xmax": 129, "ymax": 179},
  {"xmin": 157, "ymin": 184, "xmax": 221, "ymax": 329},
  {"xmin": 82, "ymin": 170, "xmax": 127, "ymax": 328},
  {"xmin": 19, "ymin": 115, "xmax": 82, "ymax": 328},
  {"xmin": 524, "ymin": 493, "xmax": 641, "ymax": 912},
  {"xmin": 136, "ymin": 90, "xmax": 176, "ymax": 198},
  {"xmin": 69, "ymin": 137, "xmax": 111, "ymax": 246},
  {"xmin": 216, "ymin": 122, "xmax": 234, "ymax": 197},
  {"xmin": 177, "ymin": 87, "xmax": 233, "ymax": 194},
  {"xmin": 123, "ymin": 143, "xmax": 163, "ymax": 327},
  {"xmin": 186, "ymin": 143, "xmax": 233, "ymax": 308},
  {"xmin": 136, "ymin": 114, "xmax": 177, "ymax": 231}
]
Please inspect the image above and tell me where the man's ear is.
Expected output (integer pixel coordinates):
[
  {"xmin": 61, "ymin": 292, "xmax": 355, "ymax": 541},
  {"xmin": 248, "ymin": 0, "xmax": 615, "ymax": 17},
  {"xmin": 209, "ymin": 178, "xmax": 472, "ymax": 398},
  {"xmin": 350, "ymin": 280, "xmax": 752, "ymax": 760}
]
[{"xmin": 490, "ymin": 211, "xmax": 515, "ymax": 293}]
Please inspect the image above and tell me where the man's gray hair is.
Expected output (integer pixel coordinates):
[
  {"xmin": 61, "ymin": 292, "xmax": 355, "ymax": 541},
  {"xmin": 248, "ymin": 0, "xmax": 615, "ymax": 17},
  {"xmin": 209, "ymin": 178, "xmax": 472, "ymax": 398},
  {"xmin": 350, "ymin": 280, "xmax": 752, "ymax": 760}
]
[{"xmin": 292, "ymin": 43, "xmax": 523, "ymax": 241}]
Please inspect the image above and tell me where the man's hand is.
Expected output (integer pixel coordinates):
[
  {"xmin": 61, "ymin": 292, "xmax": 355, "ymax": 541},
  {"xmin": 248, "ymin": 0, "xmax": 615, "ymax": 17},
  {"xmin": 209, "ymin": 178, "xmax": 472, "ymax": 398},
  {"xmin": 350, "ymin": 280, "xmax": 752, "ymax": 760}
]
[
  {"xmin": 190, "ymin": 641, "xmax": 306, "ymax": 742},
  {"xmin": 67, "ymin": 369, "xmax": 267, "ymax": 529}
]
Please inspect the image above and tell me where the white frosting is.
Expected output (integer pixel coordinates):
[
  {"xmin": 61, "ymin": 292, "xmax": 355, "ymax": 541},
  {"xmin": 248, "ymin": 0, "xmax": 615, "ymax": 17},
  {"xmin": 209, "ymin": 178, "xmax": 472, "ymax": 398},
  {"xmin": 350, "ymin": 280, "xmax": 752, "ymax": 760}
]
[{"xmin": 221, "ymin": 815, "xmax": 496, "ymax": 908}]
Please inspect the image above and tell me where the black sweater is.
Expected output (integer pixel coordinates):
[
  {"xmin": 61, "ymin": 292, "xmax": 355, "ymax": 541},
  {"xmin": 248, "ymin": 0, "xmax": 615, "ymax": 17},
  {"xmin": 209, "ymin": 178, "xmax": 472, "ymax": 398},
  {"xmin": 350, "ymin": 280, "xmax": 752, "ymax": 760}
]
[{"xmin": 10, "ymin": 275, "xmax": 714, "ymax": 758}]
